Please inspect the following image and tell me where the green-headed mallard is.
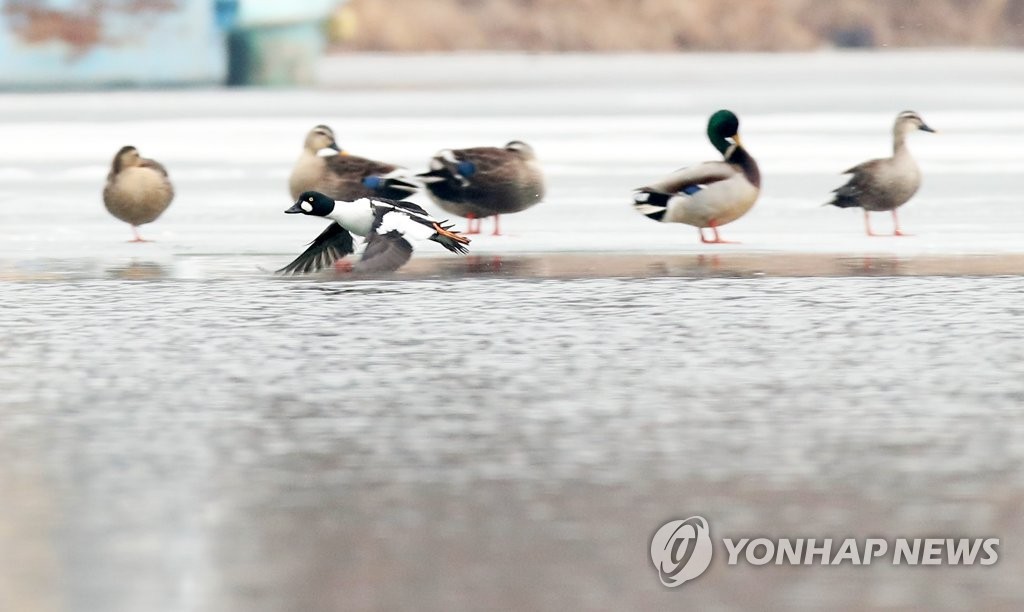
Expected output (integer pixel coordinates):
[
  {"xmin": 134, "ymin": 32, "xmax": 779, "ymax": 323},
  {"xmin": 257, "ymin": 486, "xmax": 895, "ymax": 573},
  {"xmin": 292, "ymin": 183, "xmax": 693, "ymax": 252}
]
[
  {"xmin": 416, "ymin": 141, "xmax": 545, "ymax": 235},
  {"xmin": 827, "ymin": 111, "xmax": 935, "ymax": 236},
  {"xmin": 633, "ymin": 110, "xmax": 760, "ymax": 244},
  {"xmin": 102, "ymin": 145, "xmax": 174, "ymax": 242},
  {"xmin": 289, "ymin": 125, "xmax": 418, "ymax": 202}
]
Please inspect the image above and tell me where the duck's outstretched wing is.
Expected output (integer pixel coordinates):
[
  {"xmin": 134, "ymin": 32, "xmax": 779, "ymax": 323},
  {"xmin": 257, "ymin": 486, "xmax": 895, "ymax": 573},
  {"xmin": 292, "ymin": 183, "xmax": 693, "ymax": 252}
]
[
  {"xmin": 370, "ymin": 197, "xmax": 431, "ymax": 218},
  {"xmin": 276, "ymin": 222, "xmax": 355, "ymax": 275},
  {"xmin": 369, "ymin": 199, "xmax": 471, "ymax": 254},
  {"xmin": 354, "ymin": 230, "xmax": 414, "ymax": 273}
]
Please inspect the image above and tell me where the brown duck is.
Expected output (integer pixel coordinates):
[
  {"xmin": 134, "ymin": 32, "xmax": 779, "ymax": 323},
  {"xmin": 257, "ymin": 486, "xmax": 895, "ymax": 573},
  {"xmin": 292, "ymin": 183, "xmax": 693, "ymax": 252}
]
[
  {"xmin": 103, "ymin": 145, "xmax": 174, "ymax": 242},
  {"xmin": 827, "ymin": 111, "xmax": 936, "ymax": 236},
  {"xmin": 416, "ymin": 141, "xmax": 545, "ymax": 235},
  {"xmin": 288, "ymin": 125, "xmax": 418, "ymax": 202}
]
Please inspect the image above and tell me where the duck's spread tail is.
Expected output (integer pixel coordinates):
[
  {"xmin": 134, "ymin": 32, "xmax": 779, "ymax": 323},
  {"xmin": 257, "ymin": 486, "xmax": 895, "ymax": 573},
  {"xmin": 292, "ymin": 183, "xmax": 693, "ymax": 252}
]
[
  {"xmin": 430, "ymin": 222, "xmax": 471, "ymax": 254},
  {"xmin": 633, "ymin": 189, "xmax": 671, "ymax": 222},
  {"xmin": 826, "ymin": 183, "xmax": 861, "ymax": 209}
]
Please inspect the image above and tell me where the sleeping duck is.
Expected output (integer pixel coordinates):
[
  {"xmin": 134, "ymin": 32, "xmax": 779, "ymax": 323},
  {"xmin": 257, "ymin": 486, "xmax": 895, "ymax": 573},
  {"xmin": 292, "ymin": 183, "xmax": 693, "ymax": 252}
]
[
  {"xmin": 416, "ymin": 141, "xmax": 545, "ymax": 235},
  {"xmin": 102, "ymin": 145, "xmax": 174, "ymax": 242},
  {"xmin": 277, "ymin": 191, "xmax": 470, "ymax": 275},
  {"xmin": 289, "ymin": 125, "xmax": 419, "ymax": 202},
  {"xmin": 633, "ymin": 110, "xmax": 760, "ymax": 244},
  {"xmin": 827, "ymin": 111, "xmax": 935, "ymax": 236}
]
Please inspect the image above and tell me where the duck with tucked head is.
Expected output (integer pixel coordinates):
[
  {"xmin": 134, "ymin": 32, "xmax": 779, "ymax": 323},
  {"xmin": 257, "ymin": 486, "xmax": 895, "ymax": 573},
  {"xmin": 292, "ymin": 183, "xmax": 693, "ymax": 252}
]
[
  {"xmin": 103, "ymin": 145, "xmax": 174, "ymax": 242},
  {"xmin": 416, "ymin": 140, "xmax": 545, "ymax": 236},
  {"xmin": 633, "ymin": 110, "xmax": 761, "ymax": 244},
  {"xmin": 289, "ymin": 124, "xmax": 419, "ymax": 202},
  {"xmin": 826, "ymin": 111, "xmax": 936, "ymax": 236},
  {"xmin": 277, "ymin": 191, "xmax": 470, "ymax": 275}
]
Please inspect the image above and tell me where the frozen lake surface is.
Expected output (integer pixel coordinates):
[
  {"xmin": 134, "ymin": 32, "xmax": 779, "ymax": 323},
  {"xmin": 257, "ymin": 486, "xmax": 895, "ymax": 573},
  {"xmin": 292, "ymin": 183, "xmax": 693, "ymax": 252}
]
[{"xmin": 1, "ymin": 52, "xmax": 1023, "ymax": 611}]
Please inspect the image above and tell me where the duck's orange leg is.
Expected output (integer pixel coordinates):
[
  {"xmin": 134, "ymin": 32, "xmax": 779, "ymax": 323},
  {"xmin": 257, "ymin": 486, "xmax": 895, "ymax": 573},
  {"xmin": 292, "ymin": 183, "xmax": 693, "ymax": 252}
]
[
  {"xmin": 700, "ymin": 221, "xmax": 738, "ymax": 244},
  {"xmin": 892, "ymin": 210, "xmax": 912, "ymax": 236}
]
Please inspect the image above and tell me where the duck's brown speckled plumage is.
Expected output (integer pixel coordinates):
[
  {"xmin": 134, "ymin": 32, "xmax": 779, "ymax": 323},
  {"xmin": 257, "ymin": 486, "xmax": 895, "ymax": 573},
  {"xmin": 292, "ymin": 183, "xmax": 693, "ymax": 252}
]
[
  {"xmin": 827, "ymin": 111, "xmax": 935, "ymax": 236},
  {"xmin": 417, "ymin": 141, "xmax": 545, "ymax": 220},
  {"xmin": 289, "ymin": 125, "xmax": 415, "ymax": 201},
  {"xmin": 828, "ymin": 111, "xmax": 933, "ymax": 213}
]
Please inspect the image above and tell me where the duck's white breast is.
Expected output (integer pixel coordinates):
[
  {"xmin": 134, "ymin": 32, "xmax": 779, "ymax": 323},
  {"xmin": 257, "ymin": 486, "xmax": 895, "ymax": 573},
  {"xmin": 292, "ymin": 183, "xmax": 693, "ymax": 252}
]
[
  {"xmin": 329, "ymin": 199, "xmax": 375, "ymax": 236},
  {"xmin": 666, "ymin": 175, "xmax": 759, "ymax": 228}
]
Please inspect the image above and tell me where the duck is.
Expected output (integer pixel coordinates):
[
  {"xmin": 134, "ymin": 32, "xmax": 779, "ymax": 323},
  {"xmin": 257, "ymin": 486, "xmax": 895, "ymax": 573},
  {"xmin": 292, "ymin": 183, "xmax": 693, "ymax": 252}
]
[
  {"xmin": 633, "ymin": 110, "xmax": 760, "ymax": 244},
  {"xmin": 416, "ymin": 141, "xmax": 545, "ymax": 235},
  {"xmin": 288, "ymin": 125, "xmax": 419, "ymax": 202},
  {"xmin": 277, "ymin": 191, "xmax": 471, "ymax": 275},
  {"xmin": 102, "ymin": 145, "xmax": 174, "ymax": 242},
  {"xmin": 826, "ymin": 111, "xmax": 936, "ymax": 236}
]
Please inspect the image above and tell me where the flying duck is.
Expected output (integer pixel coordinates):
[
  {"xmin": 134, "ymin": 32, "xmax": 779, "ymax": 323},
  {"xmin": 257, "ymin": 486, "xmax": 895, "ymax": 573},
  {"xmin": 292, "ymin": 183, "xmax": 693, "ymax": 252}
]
[
  {"xmin": 633, "ymin": 110, "xmax": 761, "ymax": 244},
  {"xmin": 416, "ymin": 141, "xmax": 545, "ymax": 235},
  {"xmin": 827, "ymin": 111, "xmax": 936, "ymax": 236},
  {"xmin": 102, "ymin": 145, "xmax": 174, "ymax": 242},
  {"xmin": 277, "ymin": 191, "xmax": 470, "ymax": 275},
  {"xmin": 289, "ymin": 125, "xmax": 419, "ymax": 202}
]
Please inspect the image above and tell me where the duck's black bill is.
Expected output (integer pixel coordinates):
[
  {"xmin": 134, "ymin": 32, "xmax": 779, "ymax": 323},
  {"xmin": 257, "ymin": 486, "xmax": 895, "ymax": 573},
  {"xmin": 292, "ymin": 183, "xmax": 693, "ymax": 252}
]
[
  {"xmin": 920, "ymin": 124, "xmax": 936, "ymax": 133},
  {"xmin": 285, "ymin": 203, "xmax": 304, "ymax": 214}
]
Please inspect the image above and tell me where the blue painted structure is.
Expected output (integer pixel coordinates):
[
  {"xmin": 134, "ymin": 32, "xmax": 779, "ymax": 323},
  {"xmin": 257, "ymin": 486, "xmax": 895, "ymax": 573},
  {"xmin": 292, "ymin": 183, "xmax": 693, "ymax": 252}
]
[
  {"xmin": 0, "ymin": 0, "xmax": 342, "ymax": 88},
  {"xmin": 227, "ymin": 0, "xmax": 342, "ymax": 86}
]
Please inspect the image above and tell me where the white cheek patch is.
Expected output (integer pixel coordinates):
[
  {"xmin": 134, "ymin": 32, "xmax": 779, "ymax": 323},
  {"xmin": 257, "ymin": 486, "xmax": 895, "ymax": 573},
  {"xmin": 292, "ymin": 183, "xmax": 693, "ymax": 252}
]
[
  {"xmin": 301, "ymin": 201, "xmax": 313, "ymax": 213},
  {"xmin": 316, "ymin": 148, "xmax": 340, "ymax": 157}
]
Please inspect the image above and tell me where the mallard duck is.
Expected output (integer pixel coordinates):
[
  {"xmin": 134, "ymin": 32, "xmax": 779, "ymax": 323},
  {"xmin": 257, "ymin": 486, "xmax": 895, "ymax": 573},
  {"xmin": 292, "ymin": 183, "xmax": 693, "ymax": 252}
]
[
  {"xmin": 827, "ymin": 111, "xmax": 935, "ymax": 236},
  {"xmin": 288, "ymin": 125, "xmax": 418, "ymax": 202},
  {"xmin": 416, "ymin": 141, "xmax": 544, "ymax": 235},
  {"xmin": 633, "ymin": 110, "xmax": 760, "ymax": 244},
  {"xmin": 102, "ymin": 145, "xmax": 174, "ymax": 242},
  {"xmin": 277, "ymin": 191, "xmax": 470, "ymax": 275}
]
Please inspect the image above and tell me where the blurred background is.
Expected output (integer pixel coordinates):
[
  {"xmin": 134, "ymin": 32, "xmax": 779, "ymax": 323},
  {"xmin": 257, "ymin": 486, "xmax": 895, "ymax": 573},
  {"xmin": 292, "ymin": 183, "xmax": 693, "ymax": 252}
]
[
  {"xmin": 1, "ymin": 0, "xmax": 1022, "ymax": 88},
  {"xmin": 332, "ymin": 0, "xmax": 1024, "ymax": 51}
]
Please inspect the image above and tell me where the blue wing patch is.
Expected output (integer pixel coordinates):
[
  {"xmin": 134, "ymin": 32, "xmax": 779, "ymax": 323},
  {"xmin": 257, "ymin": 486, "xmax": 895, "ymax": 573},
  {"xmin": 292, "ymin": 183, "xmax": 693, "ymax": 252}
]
[
  {"xmin": 680, "ymin": 184, "xmax": 703, "ymax": 196},
  {"xmin": 456, "ymin": 161, "xmax": 476, "ymax": 177},
  {"xmin": 362, "ymin": 176, "xmax": 383, "ymax": 189}
]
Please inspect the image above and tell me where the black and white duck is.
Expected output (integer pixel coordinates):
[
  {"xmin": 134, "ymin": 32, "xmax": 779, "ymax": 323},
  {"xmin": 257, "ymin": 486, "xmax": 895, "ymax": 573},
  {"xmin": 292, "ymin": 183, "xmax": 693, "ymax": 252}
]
[{"xmin": 277, "ymin": 191, "xmax": 470, "ymax": 275}]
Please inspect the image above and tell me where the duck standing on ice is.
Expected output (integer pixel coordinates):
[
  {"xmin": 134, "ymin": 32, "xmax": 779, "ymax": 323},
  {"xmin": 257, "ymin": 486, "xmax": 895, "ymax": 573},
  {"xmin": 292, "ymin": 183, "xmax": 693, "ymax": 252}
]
[
  {"xmin": 417, "ymin": 141, "xmax": 545, "ymax": 236},
  {"xmin": 633, "ymin": 110, "xmax": 760, "ymax": 244},
  {"xmin": 826, "ymin": 111, "xmax": 936, "ymax": 236},
  {"xmin": 102, "ymin": 145, "xmax": 174, "ymax": 242}
]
